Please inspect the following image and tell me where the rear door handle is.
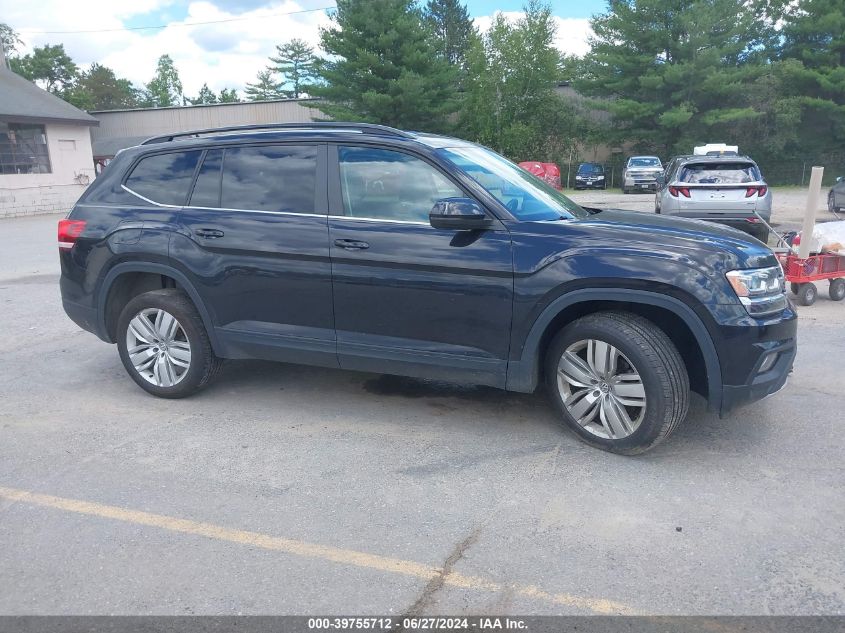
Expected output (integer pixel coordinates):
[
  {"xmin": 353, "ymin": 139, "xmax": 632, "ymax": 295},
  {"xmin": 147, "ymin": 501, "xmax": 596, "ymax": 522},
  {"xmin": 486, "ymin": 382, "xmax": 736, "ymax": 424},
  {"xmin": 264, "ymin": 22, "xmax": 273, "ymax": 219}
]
[
  {"xmin": 334, "ymin": 238, "xmax": 369, "ymax": 250},
  {"xmin": 195, "ymin": 228, "xmax": 224, "ymax": 239}
]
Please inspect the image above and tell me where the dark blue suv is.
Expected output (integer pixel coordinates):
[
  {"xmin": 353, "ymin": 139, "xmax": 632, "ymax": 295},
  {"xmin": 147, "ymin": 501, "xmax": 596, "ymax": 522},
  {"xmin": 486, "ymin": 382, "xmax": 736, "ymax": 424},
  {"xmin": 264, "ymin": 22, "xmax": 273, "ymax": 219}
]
[{"xmin": 59, "ymin": 123, "xmax": 797, "ymax": 454}]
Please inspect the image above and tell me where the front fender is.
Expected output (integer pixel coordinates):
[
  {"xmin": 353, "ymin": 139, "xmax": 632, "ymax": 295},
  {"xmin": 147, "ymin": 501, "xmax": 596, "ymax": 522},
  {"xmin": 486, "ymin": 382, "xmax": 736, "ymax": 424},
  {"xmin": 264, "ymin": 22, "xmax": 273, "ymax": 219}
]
[{"xmin": 505, "ymin": 288, "xmax": 723, "ymax": 412}]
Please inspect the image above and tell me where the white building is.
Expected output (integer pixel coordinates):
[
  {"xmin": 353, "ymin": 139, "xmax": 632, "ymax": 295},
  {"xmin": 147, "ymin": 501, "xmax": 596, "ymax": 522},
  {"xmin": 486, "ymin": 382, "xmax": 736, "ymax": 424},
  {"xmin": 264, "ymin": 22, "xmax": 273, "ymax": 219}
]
[{"xmin": 0, "ymin": 61, "xmax": 98, "ymax": 219}]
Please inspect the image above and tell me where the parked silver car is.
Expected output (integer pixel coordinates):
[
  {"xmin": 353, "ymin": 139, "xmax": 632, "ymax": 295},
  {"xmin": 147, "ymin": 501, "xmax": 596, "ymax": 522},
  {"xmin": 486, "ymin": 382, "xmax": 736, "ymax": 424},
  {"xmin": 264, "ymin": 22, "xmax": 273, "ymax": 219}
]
[
  {"xmin": 623, "ymin": 156, "xmax": 663, "ymax": 193},
  {"xmin": 655, "ymin": 155, "xmax": 771, "ymax": 242}
]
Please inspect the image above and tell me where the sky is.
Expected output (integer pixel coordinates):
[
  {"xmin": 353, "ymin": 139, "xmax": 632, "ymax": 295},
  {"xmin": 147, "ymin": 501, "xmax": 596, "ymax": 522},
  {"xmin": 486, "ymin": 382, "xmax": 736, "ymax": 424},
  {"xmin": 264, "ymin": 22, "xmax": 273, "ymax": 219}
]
[{"xmin": 0, "ymin": 0, "xmax": 606, "ymax": 98}]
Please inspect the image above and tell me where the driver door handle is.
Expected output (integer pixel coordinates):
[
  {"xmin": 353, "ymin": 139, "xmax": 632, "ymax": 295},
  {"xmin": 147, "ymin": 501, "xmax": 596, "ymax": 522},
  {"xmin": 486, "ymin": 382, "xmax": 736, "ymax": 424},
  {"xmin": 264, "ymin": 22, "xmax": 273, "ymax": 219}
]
[{"xmin": 334, "ymin": 239, "xmax": 370, "ymax": 250}]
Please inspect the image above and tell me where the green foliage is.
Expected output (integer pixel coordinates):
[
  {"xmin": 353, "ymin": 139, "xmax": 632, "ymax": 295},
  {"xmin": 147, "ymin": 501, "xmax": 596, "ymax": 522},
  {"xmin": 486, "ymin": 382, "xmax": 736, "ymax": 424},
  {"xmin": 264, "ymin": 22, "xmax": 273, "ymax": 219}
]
[
  {"xmin": 189, "ymin": 83, "xmax": 218, "ymax": 105},
  {"xmin": 269, "ymin": 39, "xmax": 318, "ymax": 98},
  {"xmin": 459, "ymin": 1, "xmax": 579, "ymax": 162},
  {"xmin": 64, "ymin": 63, "xmax": 140, "ymax": 110},
  {"xmin": 10, "ymin": 44, "xmax": 78, "ymax": 95},
  {"xmin": 424, "ymin": 0, "xmax": 475, "ymax": 69},
  {"xmin": 245, "ymin": 69, "xmax": 283, "ymax": 101},
  {"xmin": 311, "ymin": 0, "xmax": 458, "ymax": 131},
  {"xmin": 778, "ymin": 0, "xmax": 845, "ymax": 152},
  {"xmin": 218, "ymin": 88, "xmax": 239, "ymax": 103},
  {"xmin": 0, "ymin": 22, "xmax": 23, "ymax": 58},
  {"xmin": 145, "ymin": 54, "xmax": 183, "ymax": 107}
]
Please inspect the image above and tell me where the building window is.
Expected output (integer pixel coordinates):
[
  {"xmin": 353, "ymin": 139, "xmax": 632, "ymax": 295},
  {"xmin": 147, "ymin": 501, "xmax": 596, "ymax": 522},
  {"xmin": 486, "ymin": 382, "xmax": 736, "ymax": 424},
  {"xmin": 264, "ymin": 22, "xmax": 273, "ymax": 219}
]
[{"xmin": 0, "ymin": 122, "xmax": 52, "ymax": 175}]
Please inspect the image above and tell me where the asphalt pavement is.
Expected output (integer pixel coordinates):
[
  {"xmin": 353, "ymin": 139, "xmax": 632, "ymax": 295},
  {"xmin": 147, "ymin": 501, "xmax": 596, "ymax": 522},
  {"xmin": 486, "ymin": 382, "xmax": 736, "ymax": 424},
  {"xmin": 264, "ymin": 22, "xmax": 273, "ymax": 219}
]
[{"xmin": 0, "ymin": 212, "xmax": 843, "ymax": 615}]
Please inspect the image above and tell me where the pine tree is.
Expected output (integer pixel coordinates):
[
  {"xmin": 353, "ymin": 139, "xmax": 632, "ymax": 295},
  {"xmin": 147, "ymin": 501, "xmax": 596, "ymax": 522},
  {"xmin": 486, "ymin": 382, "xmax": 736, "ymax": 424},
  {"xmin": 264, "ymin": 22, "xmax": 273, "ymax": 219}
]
[
  {"xmin": 245, "ymin": 69, "xmax": 283, "ymax": 101},
  {"xmin": 311, "ymin": 0, "xmax": 457, "ymax": 131},
  {"xmin": 65, "ymin": 63, "xmax": 139, "ymax": 110},
  {"xmin": 424, "ymin": 0, "xmax": 475, "ymax": 69},
  {"xmin": 269, "ymin": 39, "xmax": 318, "ymax": 98},
  {"xmin": 575, "ymin": 0, "xmax": 776, "ymax": 154},
  {"xmin": 189, "ymin": 83, "xmax": 218, "ymax": 105},
  {"xmin": 218, "ymin": 88, "xmax": 239, "ymax": 103},
  {"xmin": 778, "ymin": 0, "xmax": 845, "ymax": 152}
]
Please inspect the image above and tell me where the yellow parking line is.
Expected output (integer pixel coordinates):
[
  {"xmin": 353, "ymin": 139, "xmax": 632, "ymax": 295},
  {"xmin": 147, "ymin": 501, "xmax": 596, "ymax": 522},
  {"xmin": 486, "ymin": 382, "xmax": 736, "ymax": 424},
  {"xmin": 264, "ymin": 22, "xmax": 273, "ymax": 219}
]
[{"xmin": 0, "ymin": 485, "xmax": 635, "ymax": 615}]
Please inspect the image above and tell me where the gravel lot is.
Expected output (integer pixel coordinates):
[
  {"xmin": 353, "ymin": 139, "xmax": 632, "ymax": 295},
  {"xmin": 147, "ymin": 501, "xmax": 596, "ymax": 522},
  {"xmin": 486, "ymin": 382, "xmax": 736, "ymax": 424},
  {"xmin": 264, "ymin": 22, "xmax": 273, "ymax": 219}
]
[
  {"xmin": 569, "ymin": 186, "xmax": 839, "ymax": 234},
  {"xmin": 0, "ymin": 213, "xmax": 843, "ymax": 616}
]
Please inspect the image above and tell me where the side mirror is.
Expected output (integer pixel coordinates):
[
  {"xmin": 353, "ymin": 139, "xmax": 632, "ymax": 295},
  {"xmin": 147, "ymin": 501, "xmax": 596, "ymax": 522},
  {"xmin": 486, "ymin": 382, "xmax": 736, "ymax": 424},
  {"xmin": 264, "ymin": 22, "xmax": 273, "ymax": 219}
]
[
  {"xmin": 837, "ymin": 176, "xmax": 843, "ymax": 183},
  {"xmin": 429, "ymin": 198, "xmax": 494, "ymax": 231}
]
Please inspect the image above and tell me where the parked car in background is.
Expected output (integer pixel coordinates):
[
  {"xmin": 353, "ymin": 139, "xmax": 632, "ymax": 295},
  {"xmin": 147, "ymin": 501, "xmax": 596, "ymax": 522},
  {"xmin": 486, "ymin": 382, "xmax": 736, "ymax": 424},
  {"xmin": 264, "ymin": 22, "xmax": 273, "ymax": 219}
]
[
  {"xmin": 573, "ymin": 162, "xmax": 607, "ymax": 189},
  {"xmin": 829, "ymin": 175, "xmax": 845, "ymax": 214},
  {"xmin": 655, "ymin": 155, "xmax": 771, "ymax": 243},
  {"xmin": 623, "ymin": 156, "xmax": 663, "ymax": 193},
  {"xmin": 518, "ymin": 161, "xmax": 561, "ymax": 189}
]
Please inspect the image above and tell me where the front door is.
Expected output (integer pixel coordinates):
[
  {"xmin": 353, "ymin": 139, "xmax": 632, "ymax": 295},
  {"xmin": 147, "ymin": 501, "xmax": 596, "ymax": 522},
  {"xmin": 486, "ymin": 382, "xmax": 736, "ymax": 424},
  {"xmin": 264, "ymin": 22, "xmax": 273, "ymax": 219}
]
[
  {"xmin": 173, "ymin": 143, "xmax": 337, "ymax": 367},
  {"xmin": 328, "ymin": 145, "xmax": 514, "ymax": 387}
]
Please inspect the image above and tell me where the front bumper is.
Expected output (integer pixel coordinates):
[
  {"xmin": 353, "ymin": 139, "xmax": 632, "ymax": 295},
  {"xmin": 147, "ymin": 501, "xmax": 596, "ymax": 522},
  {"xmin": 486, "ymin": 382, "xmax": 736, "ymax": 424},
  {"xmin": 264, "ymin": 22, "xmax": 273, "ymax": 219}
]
[
  {"xmin": 716, "ymin": 306, "xmax": 797, "ymax": 416},
  {"xmin": 574, "ymin": 179, "xmax": 606, "ymax": 189}
]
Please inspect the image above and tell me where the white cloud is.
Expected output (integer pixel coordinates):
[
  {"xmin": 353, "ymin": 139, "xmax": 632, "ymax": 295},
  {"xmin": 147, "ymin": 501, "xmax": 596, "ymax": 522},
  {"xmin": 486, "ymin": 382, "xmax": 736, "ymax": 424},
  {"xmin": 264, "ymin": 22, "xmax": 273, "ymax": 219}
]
[
  {"xmin": 2, "ymin": 2, "xmax": 591, "ymax": 99},
  {"xmin": 3, "ymin": 0, "xmax": 332, "ymax": 96},
  {"xmin": 473, "ymin": 12, "xmax": 593, "ymax": 57}
]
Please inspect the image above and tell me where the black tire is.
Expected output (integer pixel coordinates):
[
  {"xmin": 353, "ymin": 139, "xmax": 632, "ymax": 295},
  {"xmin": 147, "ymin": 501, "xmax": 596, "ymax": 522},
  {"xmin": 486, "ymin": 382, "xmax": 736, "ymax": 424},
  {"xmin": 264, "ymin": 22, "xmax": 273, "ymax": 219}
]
[
  {"xmin": 117, "ymin": 289, "xmax": 222, "ymax": 398},
  {"xmin": 790, "ymin": 282, "xmax": 800, "ymax": 296},
  {"xmin": 623, "ymin": 187, "xmax": 630, "ymax": 194},
  {"xmin": 749, "ymin": 225, "xmax": 769, "ymax": 244},
  {"xmin": 796, "ymin": 283, "xmax": 817, "ymax": 306},
  {"xmin": 829, "ymin": 192, "xmax": 840, "ymax": 214},
  {"xmin": 545, "ymin": 311, "xmax": 690, "ymax": 455},
  {"xmin": 830, "ymin": 278, "xmax": 845, "ymax": 301}
]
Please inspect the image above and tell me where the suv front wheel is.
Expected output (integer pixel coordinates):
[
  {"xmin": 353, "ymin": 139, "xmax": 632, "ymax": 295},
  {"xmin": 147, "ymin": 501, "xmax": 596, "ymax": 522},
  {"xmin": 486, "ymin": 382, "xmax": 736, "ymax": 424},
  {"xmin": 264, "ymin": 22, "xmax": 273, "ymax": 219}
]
[
  {"xmin": 117, "ymin": 289, "xmax": 222, "ymax": 398},
  {"xmin": 546, "ymin": 311, "xmax": 690, "ymax": 455}
]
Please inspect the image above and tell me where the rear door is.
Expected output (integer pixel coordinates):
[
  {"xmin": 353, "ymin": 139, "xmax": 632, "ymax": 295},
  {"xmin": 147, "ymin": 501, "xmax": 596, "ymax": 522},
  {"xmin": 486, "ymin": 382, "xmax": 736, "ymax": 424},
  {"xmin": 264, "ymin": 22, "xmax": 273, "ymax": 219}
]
[
  {"xmin": 327, "ymin": 144, "xmax": 514, "ymax": 387},
  {"xmin": 172, "ymin": 143, "xmax": 337, "ymax": 367}
]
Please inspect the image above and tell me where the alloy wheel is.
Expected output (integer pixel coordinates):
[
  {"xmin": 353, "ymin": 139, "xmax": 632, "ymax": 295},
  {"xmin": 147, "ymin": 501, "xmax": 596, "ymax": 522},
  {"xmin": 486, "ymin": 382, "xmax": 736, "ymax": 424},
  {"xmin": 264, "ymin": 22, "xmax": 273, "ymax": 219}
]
[
  {"xmin": 556, "ymin": 338, "xmax": 647, "ymax": 439},
  {"xmin": 125, "ymin": 308, "xmax": 192, "ymax": 387}
]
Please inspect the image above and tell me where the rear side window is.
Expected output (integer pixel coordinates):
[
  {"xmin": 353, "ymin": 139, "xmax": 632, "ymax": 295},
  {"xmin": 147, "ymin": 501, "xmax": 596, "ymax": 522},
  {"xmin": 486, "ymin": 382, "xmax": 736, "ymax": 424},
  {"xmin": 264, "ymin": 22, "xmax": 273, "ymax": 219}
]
[
  {"xmin": 125, "ymin": 151, "xmax": 201, "ymax": 206},
  {"xmin": 679, "ymin": 163, "xmax": 760, "ymax": 184},
  {"xmin": 190, "ymin": 149, "xmax": 223, "ymax": 208},
  {"xmin": 220, "ymin": 145, "xmax": 317, "ymax": 213}
]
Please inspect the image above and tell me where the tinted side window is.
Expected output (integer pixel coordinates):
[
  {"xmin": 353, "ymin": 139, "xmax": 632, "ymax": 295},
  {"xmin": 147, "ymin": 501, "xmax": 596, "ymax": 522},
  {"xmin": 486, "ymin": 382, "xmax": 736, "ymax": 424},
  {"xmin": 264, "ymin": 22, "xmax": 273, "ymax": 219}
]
[
  {"xmin": 338, "ymin": 146, "xmax": 463, "ymax": 222},
  {"xmin": 125, "ymin": 151, "xmax": 201, "ymax": 206},
  {"xmin": 190, "ymin": 149, "xmax": 223, "ymax": 207},
  {"xmin": 221, "ymin": 145, "xmax": 317, "ymax": 213}
]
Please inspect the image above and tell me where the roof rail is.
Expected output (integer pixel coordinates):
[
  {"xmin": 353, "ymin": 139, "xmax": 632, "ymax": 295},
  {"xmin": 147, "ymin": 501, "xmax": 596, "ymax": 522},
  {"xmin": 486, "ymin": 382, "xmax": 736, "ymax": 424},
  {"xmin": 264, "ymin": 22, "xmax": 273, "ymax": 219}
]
[{"xmin": 140, "ymin": 122, "xmax": 415, "ymax": 145}]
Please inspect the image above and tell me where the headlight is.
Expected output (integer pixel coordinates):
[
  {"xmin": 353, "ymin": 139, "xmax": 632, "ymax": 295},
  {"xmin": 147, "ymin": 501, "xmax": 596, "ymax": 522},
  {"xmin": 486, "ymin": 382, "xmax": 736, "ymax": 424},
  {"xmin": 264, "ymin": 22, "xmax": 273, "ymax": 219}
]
[
  {"xmin": 596, "ymin": 175, "xmax": 605, "ymax": 180},
  {"xmin": 726, "ymin": 266, "xmax": 787, "ymax": 316},
  {"xmin": 575, "ymin": 175, "xmax": 584, "ymax": 180}
]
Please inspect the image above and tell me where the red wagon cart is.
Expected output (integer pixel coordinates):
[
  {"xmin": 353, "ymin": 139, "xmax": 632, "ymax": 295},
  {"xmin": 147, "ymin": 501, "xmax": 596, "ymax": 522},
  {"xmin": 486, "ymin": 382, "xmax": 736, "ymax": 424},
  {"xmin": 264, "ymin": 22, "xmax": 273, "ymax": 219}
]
[{"xmin": 776, "ymin": 250, "xmax": 845, "ymax": 306}]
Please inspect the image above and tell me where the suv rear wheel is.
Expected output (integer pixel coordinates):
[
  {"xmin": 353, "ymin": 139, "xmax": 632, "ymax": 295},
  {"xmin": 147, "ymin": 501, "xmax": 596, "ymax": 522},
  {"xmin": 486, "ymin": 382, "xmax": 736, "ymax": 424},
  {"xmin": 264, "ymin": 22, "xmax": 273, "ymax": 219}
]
[
  {"xmin": 117, "ymin": 289, "xmax": 222, "ymax": 398},
  {"xmin": 546, "ymin": 311, "xmax": 690, "ymax": 455}
]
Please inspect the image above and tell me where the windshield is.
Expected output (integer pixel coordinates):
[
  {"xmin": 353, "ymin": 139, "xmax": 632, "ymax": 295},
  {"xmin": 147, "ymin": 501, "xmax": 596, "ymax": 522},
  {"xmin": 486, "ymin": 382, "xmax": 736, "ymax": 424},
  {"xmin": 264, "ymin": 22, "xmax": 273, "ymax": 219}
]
[
  {"xmin": 578, "ymin": 164, "xmax": 604, "ymax": 174},
  {"xmin": 437, "ymin": 146, "xmax": 588, "ymax": 221},
  {"xmin": 628, "ymin": 157, "xmax": 662, "ymax": 168}
]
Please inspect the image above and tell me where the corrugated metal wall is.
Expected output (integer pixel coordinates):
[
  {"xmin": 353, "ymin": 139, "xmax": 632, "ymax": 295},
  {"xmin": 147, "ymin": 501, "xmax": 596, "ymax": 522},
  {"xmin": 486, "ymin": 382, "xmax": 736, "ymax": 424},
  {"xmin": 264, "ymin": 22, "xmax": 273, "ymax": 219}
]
[{"xmin": 90, "ymin": 99, "xmax": 324, "ymax": 141}]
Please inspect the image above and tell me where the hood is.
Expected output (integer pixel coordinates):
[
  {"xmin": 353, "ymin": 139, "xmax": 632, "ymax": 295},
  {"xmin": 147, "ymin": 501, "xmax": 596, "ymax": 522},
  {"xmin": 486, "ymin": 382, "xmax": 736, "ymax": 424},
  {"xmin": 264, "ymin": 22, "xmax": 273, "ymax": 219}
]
[{"xmin": 521, "ymin": 208, "xmax": 778, "ymax": 271}]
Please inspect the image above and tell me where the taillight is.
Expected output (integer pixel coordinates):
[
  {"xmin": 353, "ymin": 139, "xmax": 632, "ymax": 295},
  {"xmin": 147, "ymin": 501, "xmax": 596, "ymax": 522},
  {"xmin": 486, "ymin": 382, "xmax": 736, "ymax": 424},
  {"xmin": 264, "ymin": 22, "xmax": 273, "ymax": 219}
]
[
  {"xmin": 745, "ymin": 186, "xmax": 768, "ymax": 198},
  {"xmin": 758, "ymin": 185, "xmax": 767, "ymax": 197},
  {"xmin": 669, "ymin": 186, "xmax": 691, "ymax": 198},
  {"xmin": 669, "ymin": 186, "xmax": 679, "ymax": 197},
  {"xmin": 58, "ymin": 219, "xmax": 86, "ymax": 251}
]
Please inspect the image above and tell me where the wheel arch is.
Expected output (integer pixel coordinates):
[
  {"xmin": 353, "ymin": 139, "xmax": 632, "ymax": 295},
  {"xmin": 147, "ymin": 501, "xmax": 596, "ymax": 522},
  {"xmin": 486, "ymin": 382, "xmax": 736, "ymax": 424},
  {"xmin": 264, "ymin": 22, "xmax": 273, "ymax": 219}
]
[
  {"xmin": 506, "ymin": 288, "xmax": 722, "ymax": 412},
  {"xmin": 97, "ymin": 262, "xmax": 220, "ymax": 352}
]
